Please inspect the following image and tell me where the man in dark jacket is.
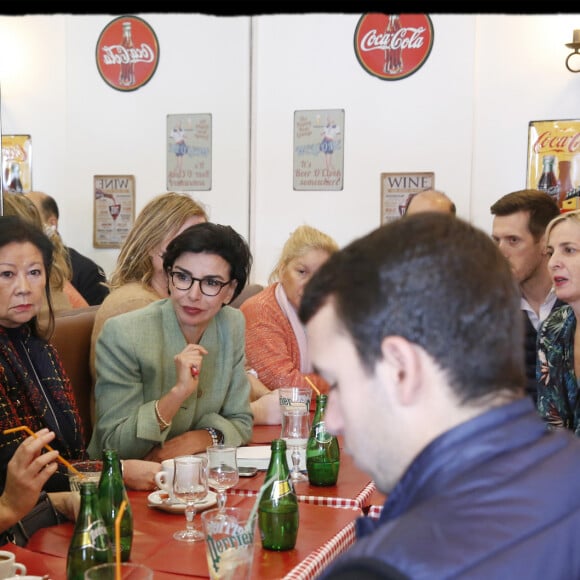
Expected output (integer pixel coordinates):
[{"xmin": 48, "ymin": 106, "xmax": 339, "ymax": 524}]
[
  {"xmin": 490, "ymin": 189, "xmax": 562, "ymax": 403},
  {"xmin": 25, "ymin": 191, "xmax": 109, "ymax": 305},
  {"xmin": 299, "ymin": 212, "xmax": 580, "ymax": 580}
]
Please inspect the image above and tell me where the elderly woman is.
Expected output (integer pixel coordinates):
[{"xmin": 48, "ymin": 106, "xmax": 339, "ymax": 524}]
[
  {"xmin": 0, "ymin": 216, "xmax": 158, "ymax": 494},
  {"xmin": 537, "ymin": 209, "xmax": 580, "ymax": 435},
  {"xmin": 88, "ymin": 222, "xmax": 254, "ymax": 461},
  {"xmin": 241, "ymin": 224, "xmax": 339, "ymax": 414}
]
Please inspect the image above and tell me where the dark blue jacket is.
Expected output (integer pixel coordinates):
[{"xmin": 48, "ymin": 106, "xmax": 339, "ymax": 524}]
[{"xmin": 320, "ymin": 398, "xmax": 580, "ymax": 580}]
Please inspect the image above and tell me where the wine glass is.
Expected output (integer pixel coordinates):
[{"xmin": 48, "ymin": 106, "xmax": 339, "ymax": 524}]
[
  {"xmin": 206, "ymin": 445, "xmax": 239, "ymax": 514},
  {"xmin": 281, "ymin": 406, "xmax": 310, "ymax": 483},
  {"xmin": 172, "ymin": 455, "xmax": 208, "ymax": 542}
]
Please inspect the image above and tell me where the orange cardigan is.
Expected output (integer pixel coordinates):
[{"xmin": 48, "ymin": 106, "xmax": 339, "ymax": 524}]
[{"xmin": 240, "ymin": 283, "xmax": 329, "ymax": 395}]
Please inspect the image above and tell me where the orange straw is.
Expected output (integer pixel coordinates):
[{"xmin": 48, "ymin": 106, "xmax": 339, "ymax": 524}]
[
  {"xmin": 304, "ymin": 376, "xmax": 321, "ymax": 396},
  {"xmin": 3, "ymin": 425, "xmax": 83, "ymax": 476},
  {"xmin": 115, "ymin": 499, "xmax": 128, "ymax": 580}
]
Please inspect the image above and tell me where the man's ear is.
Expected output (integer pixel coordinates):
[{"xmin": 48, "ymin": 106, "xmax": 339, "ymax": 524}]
[{"xmin": 379, "ymin": 336, "xmax": 423, "ymax": 406}]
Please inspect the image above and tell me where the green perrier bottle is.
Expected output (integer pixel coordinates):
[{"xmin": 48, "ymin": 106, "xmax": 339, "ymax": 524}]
[
  {"xmin": 66, "ymin": 480, "xmax": 112, "ymax": 580},
  {"xmin": 306, "ymin": 394, "xmax": 340, "ymax": 486},
  {"xmin": 258, "ymin": 439, "xmax": 299, "ymax": 551},
  {"xmin": 98, "ymin": 448, "xmax": 133, "ymax": 562}
]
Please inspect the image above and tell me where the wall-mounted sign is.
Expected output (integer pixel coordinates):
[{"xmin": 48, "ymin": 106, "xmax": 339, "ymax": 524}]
[
  {"xmin": 96, "ymin": 15, "xmax": 159, "ymax": 92},
  {"xmin": 1, "ymin": 135, "xmax": 32, "ymax": 193},
  {"xmin": 293, "ymin": 109, "xmax": 344, "ymax": 191},
  {"xmin": 167, "ymin": 113, "xmax": 212, "ymax": 191},
  {"xmin": 94, "ymin": 175, "xmax": 135, "ymax": 248},
  {"xmin": 354, "ymin": 14, "xmax": 434, "ymax": 81},
  {"xmin": 527, "ymin": 119, "xmax": 580, "ymax": 212},
  {"xmin": 381, "ymin": 171, "xmax": 435, "ymax": 224}
]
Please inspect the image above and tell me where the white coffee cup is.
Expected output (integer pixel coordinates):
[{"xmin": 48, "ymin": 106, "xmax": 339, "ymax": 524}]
[
  {"xmin": 0, "ymin": 550, "xmax": 26, "ymax": 578},
  {"xmin": 154, "ymin": 458, "xmax": 176, "ymax": 502}
]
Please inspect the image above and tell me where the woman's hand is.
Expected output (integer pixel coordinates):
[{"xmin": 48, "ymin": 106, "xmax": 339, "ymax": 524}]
[
  {"xmin": 0, "ymin": 428, "xmax": 60, "ymax": 529},
  {"xmin": 122, "ymin": 459, "xmax": 162, "ymax": 491},
  {"xmin": 173, "ymin": 343, "xmax": 209, "ymax": 396}
]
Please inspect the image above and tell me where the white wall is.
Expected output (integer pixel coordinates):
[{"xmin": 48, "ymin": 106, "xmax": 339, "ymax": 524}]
[{"xmin": 1, "ymin": 13, "xmax": 579, "ymax": 285}]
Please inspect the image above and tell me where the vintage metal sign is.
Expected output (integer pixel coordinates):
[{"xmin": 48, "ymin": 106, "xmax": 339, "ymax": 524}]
[
  {"xmin": 96, "ymin": 15, "xmax": 159, "ymax": 92},
  {"xmin": 354, "ymin": 13, "xmax": 434, "ymax": 81}
]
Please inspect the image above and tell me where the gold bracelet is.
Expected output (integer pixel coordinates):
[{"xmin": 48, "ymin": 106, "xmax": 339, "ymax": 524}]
[{"xmin": 154, "ymin": 399, "xmax": 171, "ymax": 430}]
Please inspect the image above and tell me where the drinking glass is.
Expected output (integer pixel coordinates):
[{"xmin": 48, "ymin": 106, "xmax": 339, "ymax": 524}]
[
  {"xmin": 281, "ymin": 406, "xmax": 310, "ymax": 483},
  {"xmin": 172, "ymin": 455, "xmax": 208, "ymax": 542},
  {"xmin": 206, "ymin": 445, "xmax": 239, "ymax": 513}
]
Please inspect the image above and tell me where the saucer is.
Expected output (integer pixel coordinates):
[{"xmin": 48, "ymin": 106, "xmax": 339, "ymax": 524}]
[{"xmin": 147, "ymin": 490, "xmax": 217, "ymax": 514}]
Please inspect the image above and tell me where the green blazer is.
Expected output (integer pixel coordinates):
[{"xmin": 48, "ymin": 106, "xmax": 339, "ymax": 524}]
[{"xmin": 88, "ymin": 298, "xmax": 253, "ymax": 459}]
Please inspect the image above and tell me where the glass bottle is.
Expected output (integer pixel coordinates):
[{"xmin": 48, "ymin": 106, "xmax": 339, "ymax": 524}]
[
  {"xmin": 98, "ymin": 449, "xmax": 133, "ymax": 562},
  {"xmin": 258, "ymin": 439, "xmax": 299, "ymax": 551},
  {"xmin": 538, "ymin": 155, "xmax": 560, "ymax": 204},
  {"xmin": 558, "ymin": 159, "xmax": 574, "ymax": 205},
  {"xmin": 383, "ymin": 14, "xmax": 402, "ymax": 74},
  {"xmin": 66, "ymin": 481, "xmax": 113, "ymax": 580},
  {"xmin": 118, "ymin": 21, "xmax": 135, "ymax": 87},
  {"xmin": 306, "ymin": 394, "xmax": 340, "ymax": 486}
]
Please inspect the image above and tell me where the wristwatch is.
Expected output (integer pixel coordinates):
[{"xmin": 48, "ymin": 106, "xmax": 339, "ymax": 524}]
[{"xmin": 205, "ymin": 427, "xmax": 224, "ymax": 446}]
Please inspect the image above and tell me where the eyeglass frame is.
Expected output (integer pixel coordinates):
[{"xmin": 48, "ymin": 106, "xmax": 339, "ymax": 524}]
[{"xmin": 168, "ymin": 270, "xmax": 233, "ymax": 296}]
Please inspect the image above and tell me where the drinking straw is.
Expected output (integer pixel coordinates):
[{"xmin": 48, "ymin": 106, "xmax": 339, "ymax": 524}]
[
  {"xmin": 304, "ymin": 376, "xmax": 320, "ymax": 396},
  {"xmin": 115, "ymin": 499, "xmax": 128, "ymax": 579},
  {"xmin": 3, "ymin": 426, "xmax": 83, "ymax": 476}
]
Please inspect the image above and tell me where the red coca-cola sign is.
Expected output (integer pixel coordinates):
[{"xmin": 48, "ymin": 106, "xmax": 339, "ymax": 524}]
[
  {"xmin": 96, "ymin": 15, "xmax": 159, "ymax": 92},
  {"xmin": 354, "ymin": 13, "xmax": 434, "ymax": 81}
]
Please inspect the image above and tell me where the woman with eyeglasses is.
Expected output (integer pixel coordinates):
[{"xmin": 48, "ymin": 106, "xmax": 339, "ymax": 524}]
[{"xmin": 88, "ymin": 222, "xmax": 253, "ymax": 461}]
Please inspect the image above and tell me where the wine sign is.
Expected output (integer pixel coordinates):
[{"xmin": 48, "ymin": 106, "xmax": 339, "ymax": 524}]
[
  {"xmin": 93, "ymin": 175, "xmax": 135, "ymax": 248},
  {"xmin": 353, "ymin": 13, "xmax": 434, "ymax": 81},
  {"xmin": 96, "ymin": 15, "xmax": 159, "ymax": 92}
]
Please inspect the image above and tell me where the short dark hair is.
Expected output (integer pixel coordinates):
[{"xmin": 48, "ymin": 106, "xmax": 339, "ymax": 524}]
[
  {"xmin": 41, "ymin": 194, "xmax": 59, "ymax": 221},
  {"xmin": 163, "ymin": 222, "xmax": 252, "ymax": 302},
  {"xmin": 490, "ymin": 189, "xmax": 560, "ymax": 241},
  {"xmin": 299, "ymin": 213, "xmax": 525, "ymax": 403},
  {"xmin": 0, "ymin": 215, "xmax": 55, "ymax": 337}
]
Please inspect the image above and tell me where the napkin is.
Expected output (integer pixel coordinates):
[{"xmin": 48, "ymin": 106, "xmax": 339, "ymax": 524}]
[{"xmin": 236, "ymin": 445, "xmax": 306, "ymax": 471}]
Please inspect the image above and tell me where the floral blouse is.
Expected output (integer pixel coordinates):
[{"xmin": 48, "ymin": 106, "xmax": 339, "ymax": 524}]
[{"xmin": 537, "ymin": 304, "xmax": 580, "ymax": 435}]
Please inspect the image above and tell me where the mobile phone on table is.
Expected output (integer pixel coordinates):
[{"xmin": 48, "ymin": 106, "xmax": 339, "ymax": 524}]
[{"xmin": 238, "ymin": 466, "xmax": 258, "ymax": 477}]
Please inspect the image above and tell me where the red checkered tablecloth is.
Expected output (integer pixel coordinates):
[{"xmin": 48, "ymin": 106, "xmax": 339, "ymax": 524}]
[{"xmin": 283, "ymin": 518, "xmax": 357, "ymax": 579}]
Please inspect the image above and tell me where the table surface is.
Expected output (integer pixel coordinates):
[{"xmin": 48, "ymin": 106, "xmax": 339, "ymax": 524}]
[
  {"xmin": 5, "ymin": 425, "xmax": 377, "ymax": 579},
  {"xmin": 11, "ymin": 492, "xmax": 360, "ymax": 579}
]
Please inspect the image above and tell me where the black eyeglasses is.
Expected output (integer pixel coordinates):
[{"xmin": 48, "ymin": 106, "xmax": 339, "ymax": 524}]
[{"xmin": 169, "ymin": 271, "xmax": 232, "ymax": 296}]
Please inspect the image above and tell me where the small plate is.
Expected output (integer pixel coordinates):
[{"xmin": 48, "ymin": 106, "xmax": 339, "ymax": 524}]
[{"xmin": 147, "ymin": 490, "xmax": 217, "ymax": 514}]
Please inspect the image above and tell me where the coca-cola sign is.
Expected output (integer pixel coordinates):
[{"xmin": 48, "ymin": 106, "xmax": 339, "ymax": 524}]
[
  {"xmin": 354, "ymin": 13, "xmax": 434, "ymax": 81},
  {"xmin": 96, "ymin": 15, "xmax": 159, "ymax": 92}
]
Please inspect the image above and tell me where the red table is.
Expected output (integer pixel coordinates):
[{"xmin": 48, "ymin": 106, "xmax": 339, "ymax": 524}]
[
  {"xmin": 236, "ymin": 426, "xmax": 376, "ymax": 510},
  {"xmin": 8, "ymin": 491, "xmax": 360, "ymax": 579}
]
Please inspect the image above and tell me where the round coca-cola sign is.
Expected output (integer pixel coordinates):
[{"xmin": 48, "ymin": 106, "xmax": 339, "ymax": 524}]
[
  {"xmin": 354, "ymin": 13, "xmax": 434, "ymax": 81},
  {"xmin": 96, "ymin": 15, "xmax": 159, "ymax": 92}
]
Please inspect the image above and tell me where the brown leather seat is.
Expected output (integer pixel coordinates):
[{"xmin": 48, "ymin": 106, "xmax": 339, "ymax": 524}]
[
  {"xmin": 50, "ymin": 306, "xmax": 98, "ymax": 444},
  {"xmin": 230, "ymin": 283, "xmax": 264, "ymax": 308}
]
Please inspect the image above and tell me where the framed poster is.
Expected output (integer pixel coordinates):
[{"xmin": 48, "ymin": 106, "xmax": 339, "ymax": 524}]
[
  {"xmin": 293, "ymin": 109, "xmax": 344, "ymax": 191},
  {"xmin": 381, "ymin": 171, "xmax": 435, "ymax": 224},
  {"xmin": 93, "ymin": 175, "xmax": 135, "ymax": 248},
  {"xmin": 167, "ymin": 113, "xmax": 212, "ymax": 191},
  {"xmin": 2, "ymin": 135, "xmax": 32, "ymax": 193},
  {"xmin": 527, "ymin": 119, "xmax": 580, "ymax": 211}
]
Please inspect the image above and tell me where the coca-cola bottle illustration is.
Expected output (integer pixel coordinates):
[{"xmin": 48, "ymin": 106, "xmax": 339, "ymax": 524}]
[
  {"xmin": 118, "ymin": 21, "xmax": 135, "ymax": 87},
  {"xmin": 384, "ymin": 14, "xmax": 403, "ymax": 74},
  {"xmin": 537, "ymin": 155, "xmax": 560, "ymax": 205}
]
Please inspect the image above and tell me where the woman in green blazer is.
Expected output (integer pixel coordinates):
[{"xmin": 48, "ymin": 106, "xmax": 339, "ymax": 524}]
[{"xmin": 88, "ymin": 223, "xmax": 253, "ymax": 461}]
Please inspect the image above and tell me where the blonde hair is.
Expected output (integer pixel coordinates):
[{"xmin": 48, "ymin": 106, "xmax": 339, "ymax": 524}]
[
  {"xmin": 269, "ymin": 224, "xmax": 339, "ymax": 284},
  {"xmin": 545, "ymin": 209, "xmax": 580, "ymax": 244},
  {"xmin": 3, "ymin": 192, "xmax": 71, "ymax": 291},
  {"xmin": 109, "ymin": 192, "xmax": 208, "ymax": 289}
]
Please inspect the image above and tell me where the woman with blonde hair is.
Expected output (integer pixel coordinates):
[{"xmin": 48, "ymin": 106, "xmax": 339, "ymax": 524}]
[
  {"xmin": 241, "ymin": 224, "xmax": 339, "ymax": 412},
  {"xmin": 537, "ymin": 209, "xmax": 580, "ymax": 435},
  {"xmin": 90, "ymin": 192, "xmax": 208, "ymax": 380}
]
